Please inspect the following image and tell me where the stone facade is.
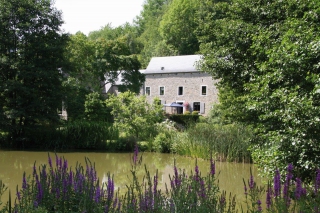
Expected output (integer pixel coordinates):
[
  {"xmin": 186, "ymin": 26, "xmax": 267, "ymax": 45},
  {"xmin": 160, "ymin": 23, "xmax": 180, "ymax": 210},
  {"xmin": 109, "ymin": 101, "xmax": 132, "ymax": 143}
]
[{"xmin": 142, "ymin": 72, "xmax": 219, "ymax": 116}]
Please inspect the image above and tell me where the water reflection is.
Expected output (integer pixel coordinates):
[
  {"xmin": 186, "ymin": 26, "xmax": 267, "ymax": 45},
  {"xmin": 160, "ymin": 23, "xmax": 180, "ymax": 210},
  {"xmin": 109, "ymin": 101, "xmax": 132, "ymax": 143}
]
[{"xmin": 0, "ymin": 151, "xmax": 265, "ymax": 208}]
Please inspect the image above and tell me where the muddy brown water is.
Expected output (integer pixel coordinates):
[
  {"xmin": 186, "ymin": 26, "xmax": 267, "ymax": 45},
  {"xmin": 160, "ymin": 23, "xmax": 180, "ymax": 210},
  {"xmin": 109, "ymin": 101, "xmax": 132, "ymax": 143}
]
[{"xmin": 0, "ymin": 150, "xmax": 265, "ymax": 208}]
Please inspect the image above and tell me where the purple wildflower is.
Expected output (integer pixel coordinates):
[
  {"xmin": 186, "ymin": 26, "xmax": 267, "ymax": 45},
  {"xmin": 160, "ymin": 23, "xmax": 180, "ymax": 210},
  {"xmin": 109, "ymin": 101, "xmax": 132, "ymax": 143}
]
[
  {"xmin": 220, "ymin": 193, "xmax": 226, "ymax": 206},
  {"xmin": 113, "ymin": 196, "xmax": 118, "ymax": 209},
  {"xmin": 273, "ymin": 169, "xmax": 281, "ymax": 197},
  {"xmin": 283, "ymin": 164, "xmax": 294, "ymax": 206},
  {"xmin": 153, "ymin": 174, "xmax": 158, "ymax": 197},
  {"xmin": 33, "ymin": 200, "xmax": 38, "ymax": 208},
  {"xmin": 257, "ymin": 200, "xmax": 262, "ymax": 212},
  {"xmin": 69, "ymin": 170, "xmax": 73, "ymax": 186},
  {"xmin": 104, "ymin": 205, "xmax": 109, "ymax": 213},
  {"xmin": 210, "ymin": 158, "xmax": 215, "ymax": 176},
  {"xmin": 22, "ymin": 172, "xmax": 27, "ymax": 190},
  {"xmin": 95, "ymin": 185, "xmax": 101, "ymax": 203},
  {"xmin": 266, "ymin": 184, "xmax": 272, "ymax": 209},
  {"xmin": 295, "ymin": 178, "xmax": 306, "ymax": 200},
  {"xmin": 173, "ymin": 165, "xmax": 181, "ymax": 187},
  {"xmin": 249, "ymin": 174, "xmax": 254, "ymax": 189},
  {"xmin": 194, "ymin": 164, "xmax": 200, "ymax": 182},
  {"xmin": 33, "ymin": 162, "xmax": 37, "ymax": 177},
  {"xmin": 16, "ymin": 190, "xmax": 21, "ymax": 201},
  {"xmin": 199, "ymin": 179, "xmax": 206, "ymax": 198},
  {"xmin": 107, "ymin": 175, "xmax": 114, "ymax": 201}
]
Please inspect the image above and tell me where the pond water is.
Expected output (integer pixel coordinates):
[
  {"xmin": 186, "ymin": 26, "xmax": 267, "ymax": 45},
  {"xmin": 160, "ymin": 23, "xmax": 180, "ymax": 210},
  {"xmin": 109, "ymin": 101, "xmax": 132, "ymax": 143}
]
[{"xmin": 0, "ymin": 150, "xmax": 265, "ymax": 208}]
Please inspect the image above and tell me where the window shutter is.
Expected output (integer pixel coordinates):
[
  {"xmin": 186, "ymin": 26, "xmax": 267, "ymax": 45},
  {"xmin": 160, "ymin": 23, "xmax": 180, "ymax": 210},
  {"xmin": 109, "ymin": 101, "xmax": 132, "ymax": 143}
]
[
  {"xmin": 191, "ymin": 102, "xmax": 194, "ymax": 111},
  {"xmin": 200, "ymin": 102, "xmax": 205, "ymax": 114},
  {"xmin": 161, "ymin": 100, "xmax": 166, "ymax": 111}
]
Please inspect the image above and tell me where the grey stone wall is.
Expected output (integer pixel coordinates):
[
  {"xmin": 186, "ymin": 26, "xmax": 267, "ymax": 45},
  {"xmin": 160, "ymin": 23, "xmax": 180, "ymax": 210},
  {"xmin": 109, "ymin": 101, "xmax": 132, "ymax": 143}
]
[{"xmin": 141, "ymin": 72, "xmax": 219, "ymax": 116}]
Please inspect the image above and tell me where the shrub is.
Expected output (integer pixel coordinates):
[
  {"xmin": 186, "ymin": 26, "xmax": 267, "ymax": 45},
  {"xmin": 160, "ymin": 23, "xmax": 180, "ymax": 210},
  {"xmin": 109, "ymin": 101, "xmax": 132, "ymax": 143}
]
[
  {"xmin": 61, "ymin": 120, "xmax": 119, "ymax": 150},
  {"xmin": 169, "ymin": 114, "xmax": 199, "ymax": 126}
]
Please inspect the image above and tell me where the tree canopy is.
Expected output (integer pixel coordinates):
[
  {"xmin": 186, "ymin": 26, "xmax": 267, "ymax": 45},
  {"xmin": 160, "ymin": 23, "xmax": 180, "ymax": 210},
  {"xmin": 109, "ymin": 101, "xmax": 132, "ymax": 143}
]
[
  {"xmin": 198, "ymin": 0, "xmax": 320, "ymax": 180},
  {"xmin": 0, "ymin": 0, "xmax": 69, "ymax": 147}
]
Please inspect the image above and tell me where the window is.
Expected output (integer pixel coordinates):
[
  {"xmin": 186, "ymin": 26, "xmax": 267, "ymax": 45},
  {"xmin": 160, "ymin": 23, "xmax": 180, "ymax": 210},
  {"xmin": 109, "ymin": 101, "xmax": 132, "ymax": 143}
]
[
  {"xmin": 178, "ymin": 86, "xmax": 183, "ymax": 96},
  {"xmin": 145, "ymin": 87, "xmax": 150, "ymax": 96},
  {"xmin": 193, "ymin": 102, "xmax": 200, "ymax": 111},
  {"xmin": 201, "ymin": 86, "xmax": 207, "ymax": 95},
  {"xmin": 160, "ymin": 86, "xmax": 164, "ymax": 95}
]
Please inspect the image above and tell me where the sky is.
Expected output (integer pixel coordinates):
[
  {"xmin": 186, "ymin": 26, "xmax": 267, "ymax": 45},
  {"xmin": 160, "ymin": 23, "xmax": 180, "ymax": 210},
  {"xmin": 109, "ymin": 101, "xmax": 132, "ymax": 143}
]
[{"xmin": 54, "ymin": 0, "xmax": 145, "ymax": 35}]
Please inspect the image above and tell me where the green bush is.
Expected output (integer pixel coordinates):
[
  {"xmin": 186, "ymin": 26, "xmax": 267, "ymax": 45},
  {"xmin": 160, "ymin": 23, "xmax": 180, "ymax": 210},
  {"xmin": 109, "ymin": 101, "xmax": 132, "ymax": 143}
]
[
  {"xmin": 191, "ymin": 111, "xmax": 199, "ymax": 115},
  {"xmin": 61, "ymin": 120, "xmax": 119, "ymax": 150},
  {"xmin": 169, "ymin": 114, "xmax": 199, "ymax": 126},
  {"xmin": 152, "ymin": 132, "xmax": 173, "ymax": 153}
]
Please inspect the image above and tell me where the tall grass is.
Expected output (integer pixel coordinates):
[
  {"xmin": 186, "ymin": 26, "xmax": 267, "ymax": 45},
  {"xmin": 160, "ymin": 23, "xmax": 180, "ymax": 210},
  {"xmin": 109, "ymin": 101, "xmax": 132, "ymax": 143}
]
[{"xmin": 171, "ymin": 123, "xmax": 252, "ymax": 162}]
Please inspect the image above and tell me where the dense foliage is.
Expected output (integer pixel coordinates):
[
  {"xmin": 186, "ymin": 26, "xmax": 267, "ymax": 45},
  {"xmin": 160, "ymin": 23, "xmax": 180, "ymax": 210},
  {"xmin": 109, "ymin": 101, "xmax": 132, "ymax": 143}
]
[
  {"xmin": 106, "ymin": 92, "xmax": 164, "ymax": 141},
  {"xmin": 197, "ymin": 0, "xmax": 320, "ymax": 181},
  {"xmin": 0, "ymin": 0, "xmax": 69, "ymax": 148}
]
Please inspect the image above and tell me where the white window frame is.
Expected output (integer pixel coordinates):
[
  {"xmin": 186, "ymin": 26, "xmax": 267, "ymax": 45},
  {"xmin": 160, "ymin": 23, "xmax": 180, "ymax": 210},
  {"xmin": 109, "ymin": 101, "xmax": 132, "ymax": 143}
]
[
  {"xmin": 145, "ymin": 86, "xmax": 151, "ymax": 96},
  {"xmin": 178, "ymin": 86, "xmax": 184, "ymax": 96},
  {"xmin": 159, "ymin": 86, "xmax": 165, "ymax": 96},
  {"xmin": 193, "ymin": 102, "xmax": 201, "ymax": 112},
  {"xmin": 201, "ymin": 85, "xmax": 207, "ymax": 96}
]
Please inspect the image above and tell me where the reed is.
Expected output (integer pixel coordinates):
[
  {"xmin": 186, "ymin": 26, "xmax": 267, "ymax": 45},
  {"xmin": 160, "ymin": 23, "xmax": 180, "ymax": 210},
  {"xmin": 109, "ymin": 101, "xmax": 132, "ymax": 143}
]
[{"xmin": 172, "ymin": 123, "xmax": 252, "ymax": 162}]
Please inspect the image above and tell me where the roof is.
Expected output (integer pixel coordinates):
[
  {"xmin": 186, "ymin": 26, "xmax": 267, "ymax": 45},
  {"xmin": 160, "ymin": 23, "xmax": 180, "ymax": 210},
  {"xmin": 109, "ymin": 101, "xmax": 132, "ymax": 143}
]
[{"xmin": 144, "ymin": 55, "xmax": 202, "ymax": 74}]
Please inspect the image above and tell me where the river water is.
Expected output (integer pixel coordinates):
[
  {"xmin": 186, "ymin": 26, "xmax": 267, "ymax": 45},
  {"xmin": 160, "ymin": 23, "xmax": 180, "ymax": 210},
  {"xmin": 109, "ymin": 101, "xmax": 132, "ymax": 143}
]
[{"xmin": 0, "ymin": 150, "xmax": 265, "ymax": 208}]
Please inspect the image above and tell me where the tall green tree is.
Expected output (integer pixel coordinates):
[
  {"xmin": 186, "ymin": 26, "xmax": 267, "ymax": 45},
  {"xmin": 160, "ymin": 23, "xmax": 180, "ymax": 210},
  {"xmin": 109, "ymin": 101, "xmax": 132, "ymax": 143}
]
[
  {"xmin": 160, "ymin": 0, "xmax": 199, "ymax": 55},
  {"xmin": 135, "ymin": 0, "xmax": 176, "ymax": 67},
  {"xmin": 198, "ymin": 0, "xmax": 320, "ymax": 180},
  {"xmin": 0, "ymin": 0, "xmax": 69, "ymax": 147}
]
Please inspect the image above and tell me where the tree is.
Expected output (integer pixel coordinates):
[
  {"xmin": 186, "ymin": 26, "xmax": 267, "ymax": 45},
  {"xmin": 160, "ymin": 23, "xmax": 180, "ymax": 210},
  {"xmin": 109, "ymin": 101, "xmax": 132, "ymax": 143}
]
[
  {"xmin": 198, "ymin": 0, "xmax": 320, "ymax": 181},
  {"xmin": 65, "ymin": 33, "xmax": 145, "ymax": 93},
  {"xmin": 105, "ymin": 91, "xmax": 164, "ymax": 140},
  {"xmin": 135, "ymin": 0, "xmax": 175, "ymax": 68},
  {"xmin": 0, "ymin": 0, "xmax": 69, "ymax": 147},
  {"xmin": 160, "ymin": 0, "xmax": 199, "ymax": 55}
]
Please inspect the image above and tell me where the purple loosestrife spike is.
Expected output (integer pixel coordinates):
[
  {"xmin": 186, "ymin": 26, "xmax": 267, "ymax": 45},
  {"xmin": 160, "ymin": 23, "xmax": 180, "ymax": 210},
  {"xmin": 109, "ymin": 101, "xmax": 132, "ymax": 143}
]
[
  {"xmin": 257, "ymin": 200, "xmax": 262, "ymax": 212},
  {"xmin": 153, "ymin": 174, "xmax": 158, "ymax": 196},
  {"xmin": 34, "ymin": 201, "xmax": 38, "ymax": 208},
  {"xmin": 16, "ymin": 191, "xmax": 21, "ymax": 201},
  {"xmin": 22, "ymin": 172, "xmax": 27, "ymax": 190},
  {"xmin": 107, "ymin": 175, "xmax": 114, "ymax": 201},
  {"xmin": 274, "ymin": 169, "xmax": 281, "ymax": 197},
  {"xmin": 249, "ymin": 175, "xmax": 254, "ymax": 189},
  {"xmin": 173, "ymin": 166, "xmax": 181, "ymax": 187},
  {"xmin": 95, "ymin": 186, "xmax": 101, "ymax": 203},
  {"xmin": 283, "ymin": 164, "xmax": 294, "ymax": 206},
  {"xmin": 69, "ymin": 170, "xmax": 73, "ymax": 186},
  {"xmin": 194, "ymin": 164, "xmax": 200, "ymax": 182},
  {"xmin": 266, "ymin": 184, "xmax": 272, "ymax": 209},
  {"xmin": 210, "ymin": 158, "xmax": 215, "ymax": 176},
  {"xmin": 104, "ymin": 205, "xmax": 109, "ymax": 213},
  {"xmin": 199, "ymin": 179, "xmax": 206, "ymax": 198}
]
